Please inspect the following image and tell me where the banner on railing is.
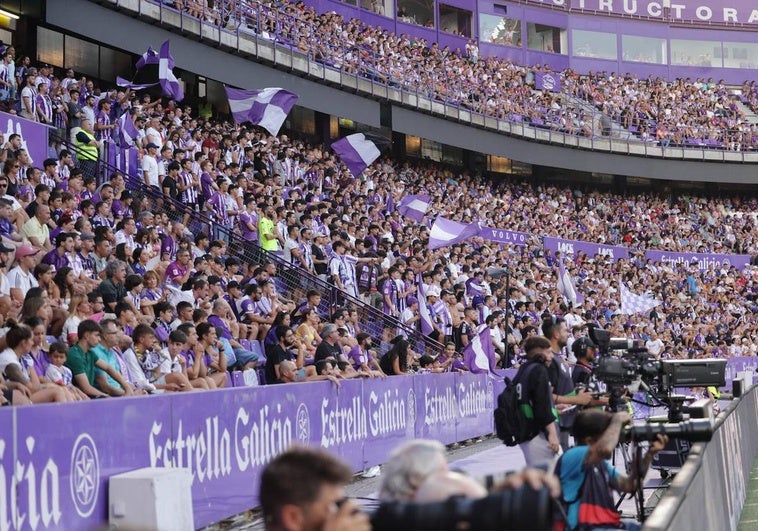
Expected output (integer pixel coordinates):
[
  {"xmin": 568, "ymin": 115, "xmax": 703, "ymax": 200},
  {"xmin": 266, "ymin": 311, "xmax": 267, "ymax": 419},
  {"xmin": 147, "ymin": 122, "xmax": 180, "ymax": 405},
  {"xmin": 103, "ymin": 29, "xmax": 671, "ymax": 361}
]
[
  {"xmin": 643, "ymin": 250, "xmax": 752, "ymax": 271},
  {"xmin": 0, "ymin": 373, "xmax": 496, "ymax": 530},
  {"xmin": 543, "ymin": 236, "xmax": 629, "ymax": 261},
  {"xmin": 480, "ymin": 226, "xmax": 532, "ymax": 246},
  {"xmin": 2, "ymin": 358, "xmax": 751, "ymax": 529},
  {"xmin": 0, "ymin": 111, "xmax": 50, "ymax": 168}
]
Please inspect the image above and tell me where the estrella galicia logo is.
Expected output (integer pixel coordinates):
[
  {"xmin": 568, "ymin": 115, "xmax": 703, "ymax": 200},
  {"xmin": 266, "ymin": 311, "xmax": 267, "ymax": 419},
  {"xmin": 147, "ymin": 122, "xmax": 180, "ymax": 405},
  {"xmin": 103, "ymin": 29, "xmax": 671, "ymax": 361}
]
[
  {"xmin": 296, "ymin": 403, "xmax": 310, "ymax": 443},
  {"xmin": 406, "ymin": 388, "xmax": 416, "ymax": 428},
  {"xmin": 70, "ymin": 433, "xmax": 100, "ymax": 518},
  {"xmin": 485, "ymin": 379, "xmax": 494, "ymax": 410}
]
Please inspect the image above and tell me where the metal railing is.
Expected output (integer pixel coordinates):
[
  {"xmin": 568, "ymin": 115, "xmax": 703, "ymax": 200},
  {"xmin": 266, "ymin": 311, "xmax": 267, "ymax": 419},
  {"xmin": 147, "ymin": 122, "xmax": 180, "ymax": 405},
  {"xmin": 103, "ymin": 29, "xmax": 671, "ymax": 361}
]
[
  {"xmin": 93, "ymin": 0, "xmax": 758, "ymax": 163},
  {"xmin": 60, "ymin": 134, "xmax": 444, "ymax": 359}
]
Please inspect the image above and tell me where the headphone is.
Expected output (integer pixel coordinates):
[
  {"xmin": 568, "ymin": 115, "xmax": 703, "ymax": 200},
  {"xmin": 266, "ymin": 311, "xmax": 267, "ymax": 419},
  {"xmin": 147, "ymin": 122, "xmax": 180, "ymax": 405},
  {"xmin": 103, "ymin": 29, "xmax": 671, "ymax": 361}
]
[{"xmin": 572, "ymin": 336, "xmax": 596, "ymax": 359}]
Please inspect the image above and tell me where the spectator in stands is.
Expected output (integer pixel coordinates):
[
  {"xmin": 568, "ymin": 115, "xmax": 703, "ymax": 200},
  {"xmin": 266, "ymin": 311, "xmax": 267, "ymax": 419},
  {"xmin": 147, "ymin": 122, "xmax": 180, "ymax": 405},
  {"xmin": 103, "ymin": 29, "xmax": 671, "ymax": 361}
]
[
  {"xmin": 66, "ymin": 319, "xmax": 132, "ymax": 398},
  {"xmin": 265, "ymin": 325, "xmax": 306, "ymax": 385}
]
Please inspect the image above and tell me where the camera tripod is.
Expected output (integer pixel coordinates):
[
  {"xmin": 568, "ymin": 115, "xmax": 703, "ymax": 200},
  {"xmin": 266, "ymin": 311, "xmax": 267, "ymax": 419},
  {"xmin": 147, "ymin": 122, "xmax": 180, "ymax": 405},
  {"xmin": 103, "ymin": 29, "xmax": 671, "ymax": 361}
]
[{"xmin": 611, "ymin": 385, "xmax": 685, "ymax": 524}]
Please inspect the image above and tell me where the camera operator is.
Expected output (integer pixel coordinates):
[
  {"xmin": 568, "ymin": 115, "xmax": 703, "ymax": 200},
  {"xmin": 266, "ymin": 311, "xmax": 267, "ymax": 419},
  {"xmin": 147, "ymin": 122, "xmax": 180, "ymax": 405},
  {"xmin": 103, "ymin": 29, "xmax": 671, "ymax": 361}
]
[
  {"xmin": 516, "ymin": 336, "xmax": 562, "ymax": 466},
  {"xmin": 542, "ymin": 317, "xmax": 605, "ymax": 451},
  {"xmin": 260, "ymin": 446, "xmax": 371, "ymax": 531},
  {"xmin": 556, "ymin": 410, "xmax": 668, "ymax": 531},
  {"xmin": 571, "ymin": 336, "xmax": 611, "ymax": 403}
]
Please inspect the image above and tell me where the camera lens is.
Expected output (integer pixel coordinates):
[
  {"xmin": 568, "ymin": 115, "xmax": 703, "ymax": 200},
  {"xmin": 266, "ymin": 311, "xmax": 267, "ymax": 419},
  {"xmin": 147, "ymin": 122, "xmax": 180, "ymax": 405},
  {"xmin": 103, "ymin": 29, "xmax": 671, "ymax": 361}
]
[{"xmin": 371, "ymin": 486, "xmax": 553, "ymax": 531}]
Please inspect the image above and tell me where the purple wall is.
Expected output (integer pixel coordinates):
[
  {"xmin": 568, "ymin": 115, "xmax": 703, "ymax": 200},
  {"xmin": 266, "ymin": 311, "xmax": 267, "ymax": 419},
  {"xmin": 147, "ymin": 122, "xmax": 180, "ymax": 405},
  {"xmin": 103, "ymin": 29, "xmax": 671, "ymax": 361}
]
[
  {"xmin": 304, "ymin": 0, "xmax": 758, "ymax": 83},
  {"xmin": 0, "ymin": 373, "xmax": 496, "ymax": 530}
]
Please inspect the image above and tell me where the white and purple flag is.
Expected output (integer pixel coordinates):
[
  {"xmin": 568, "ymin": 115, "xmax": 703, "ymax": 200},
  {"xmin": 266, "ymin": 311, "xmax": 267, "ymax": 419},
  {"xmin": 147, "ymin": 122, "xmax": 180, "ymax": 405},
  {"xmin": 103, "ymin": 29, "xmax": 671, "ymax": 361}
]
[
  {"xmin": 463, "ymin": 326, "xmax": 498, "ymax": 374},
  {"xmin": 136, "ymin": 46, "xmax": 159, "ymax": 70},
  {"xmin": 158, "ymin": 40, "xmax": 183, "ymax": 101},
  {"xmin": 117, "ymin": 111, "xmax": 139, "ymax": 148},
  {"xmin": 416, "ymin": 273, "xmax": 435, "ymax": 336},
  {"xmin": 428, "ymin": 217, "xmax": 482, "ymax": 250},
  {"xmin": 224, "ymin": 86, "xmax": 298, "ymax": 136},
  {"xmin": 619, "ymin": 282, "xmax": 661, "ymax": 315},
  {"xmin": 331, "ymin": 132, "xmax": 391, "ymax": 177},
  {"xmin": 557, "ymin": 260, "xmax": 583, "ymax": 306},
  {"xmin": 117, "ymin": 40, "xmax": 184, "ymax": 100},
  {"xmin": 397, "ymin": 193, "xmax": 431, "ymax": 222},
  {"xmin": 535, "ymin": 71, "xmax": 562, "ymax": 93}
]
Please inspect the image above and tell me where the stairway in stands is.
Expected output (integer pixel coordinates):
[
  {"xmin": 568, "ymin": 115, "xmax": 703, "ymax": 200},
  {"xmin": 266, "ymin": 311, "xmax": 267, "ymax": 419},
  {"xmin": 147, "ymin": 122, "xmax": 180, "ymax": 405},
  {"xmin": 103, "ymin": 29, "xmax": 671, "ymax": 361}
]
[{"xmin": 64, "ymin": 136, "xmax": 442, "ymax": 358}]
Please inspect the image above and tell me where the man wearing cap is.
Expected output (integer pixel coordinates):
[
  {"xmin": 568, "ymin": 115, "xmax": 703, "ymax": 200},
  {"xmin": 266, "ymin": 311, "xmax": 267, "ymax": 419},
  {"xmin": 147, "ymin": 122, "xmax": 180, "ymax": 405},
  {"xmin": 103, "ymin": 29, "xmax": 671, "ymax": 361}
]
[
  {"xmin": 20, "ymin": 204, "xmax": 51, "ymax": 252},
  {"xmin": 74, "ymin": 119, "xmax": 100, "ymax": 181},
  {"xmin": 142, "ymin": 143, "xmax": 160, "ymax": 188},
  {"xmin": 7, "ymin": 245, "xmax": 40, "ymax": 303}
]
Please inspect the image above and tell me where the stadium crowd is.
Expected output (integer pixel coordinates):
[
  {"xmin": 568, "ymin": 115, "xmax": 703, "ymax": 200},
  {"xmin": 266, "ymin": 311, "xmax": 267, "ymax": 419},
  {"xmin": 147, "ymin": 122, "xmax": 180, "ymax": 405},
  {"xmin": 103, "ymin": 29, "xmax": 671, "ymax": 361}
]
[
  {"xmin": 1, "ymin": 24, "xmax": 758, "ymax": 407},
  {"xmin": 161, "ymin": 0, "xmax": 758, "ymax": 151}
]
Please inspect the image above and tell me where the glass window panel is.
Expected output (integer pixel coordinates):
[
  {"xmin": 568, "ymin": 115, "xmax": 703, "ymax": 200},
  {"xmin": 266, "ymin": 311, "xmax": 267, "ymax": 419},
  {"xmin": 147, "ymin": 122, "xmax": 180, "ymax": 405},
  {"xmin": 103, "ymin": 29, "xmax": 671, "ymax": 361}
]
[
  {"xmin": 526, "ymin": 23, "xmax": 566, "ymax": 54},
  {"xmin": 64, "ymin": 35, "xmax": 99, "ymax": 78},
  {"xmin": 670, "ymin": 39, "xmax": 722, "ymax": 67},
  {"xmin": 405, "ymin": 135, "xmax": 421, "ymax": 157},
  {"xmin": 360, "ymin": 0, "xmax": 392, "ymax": 16},
  {"xmin": 479, "ymin": 14, "xmax": 521, "ymax": 47},
  {"xmin": 723, "ymin": 41, "xmax": 758, "ymax": 69},
  {"xmin": 622, "ymin": 35, "xmax": 666, "ymax": 64},
  {"xmin": 571, "ymin": 29, "xmax": 617, "ymax": 60},
  {"xmin": 397, "ymin": 0, "xmax": 434, "ymax": 28},
  {"xmin": 439, "ymin": 4, "xmax": 472, "ymax": 38},
  {"xmin": 420, "ymin": 138, "xmax": 442, "ymax": 162},
  {"xmin": 36, "ymin": 27, "xmax": 64, "ymax": 68}
]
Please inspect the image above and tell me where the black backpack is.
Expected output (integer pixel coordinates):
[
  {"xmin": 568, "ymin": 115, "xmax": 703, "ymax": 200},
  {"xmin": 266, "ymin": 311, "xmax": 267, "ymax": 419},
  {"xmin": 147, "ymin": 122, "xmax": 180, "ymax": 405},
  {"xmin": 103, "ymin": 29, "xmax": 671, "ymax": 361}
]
[{"xmin": 493, "ymin": 362, "xmax": 538, "ymax": 446}]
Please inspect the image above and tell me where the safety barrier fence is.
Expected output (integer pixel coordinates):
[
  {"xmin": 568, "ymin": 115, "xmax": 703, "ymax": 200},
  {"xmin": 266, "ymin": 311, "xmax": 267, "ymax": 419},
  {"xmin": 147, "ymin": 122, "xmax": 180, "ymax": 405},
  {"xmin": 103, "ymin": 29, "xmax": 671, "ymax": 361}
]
[
  {"xmin": 645, "ymin": 384, "xmax": 758, "ymax": 531},
  {"xmin": 47, "ymin": 126, "xmax": 445, "ymax": 360}
]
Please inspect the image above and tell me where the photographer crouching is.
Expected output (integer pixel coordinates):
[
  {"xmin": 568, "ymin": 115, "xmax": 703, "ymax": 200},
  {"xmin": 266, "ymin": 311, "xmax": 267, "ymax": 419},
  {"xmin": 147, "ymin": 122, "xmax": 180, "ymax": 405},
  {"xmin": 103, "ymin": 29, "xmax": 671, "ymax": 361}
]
[{"xmin": 555, "ymin": 410, "xmax": 668, "ymax": 531}]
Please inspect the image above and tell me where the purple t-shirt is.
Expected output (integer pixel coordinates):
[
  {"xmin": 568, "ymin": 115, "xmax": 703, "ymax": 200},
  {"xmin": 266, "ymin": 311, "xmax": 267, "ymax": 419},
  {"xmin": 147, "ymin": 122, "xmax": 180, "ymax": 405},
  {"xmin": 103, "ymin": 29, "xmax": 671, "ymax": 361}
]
[
  {"xmin": 347, "ymin": 345, "xmax": 369, "ymax": 370},
  {"xmin": 207, "ymin": 315, "xmax": 232, "ymax": 340},
  {"xmin": 238, "ymin": 211, "xmax": 258, "ymax": 241}
]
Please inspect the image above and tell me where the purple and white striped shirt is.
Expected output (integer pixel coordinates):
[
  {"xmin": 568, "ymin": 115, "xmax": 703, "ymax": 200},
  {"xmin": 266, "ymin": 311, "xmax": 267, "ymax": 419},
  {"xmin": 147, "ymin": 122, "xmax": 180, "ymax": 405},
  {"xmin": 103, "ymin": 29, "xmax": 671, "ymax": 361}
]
[
  {"xmin": 35, "ymin": 93, "xmax": 53, "ymax": 124},
  {"xmin": 96, "ymin": 110, "xmax": 112, "ymax": 142}
]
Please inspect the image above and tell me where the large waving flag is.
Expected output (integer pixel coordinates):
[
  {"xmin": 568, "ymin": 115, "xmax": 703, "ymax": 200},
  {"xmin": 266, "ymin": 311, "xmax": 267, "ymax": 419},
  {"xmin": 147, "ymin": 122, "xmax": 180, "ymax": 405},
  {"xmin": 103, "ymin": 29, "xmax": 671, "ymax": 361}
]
[
  {"xmin": 463, "ymin": 326, "xmax": 498, "ymax": 374},
  {"xmin": 224, "ymin": 86, "xmax": 298, "ymax": 135},
  {"xmin": 416, "ymin": 273, "xmax": 435, "ymax": 336},
  {"xmin": 428, "ymin": 217, "xmax": 482, "ymax": 250},
  {"xmin": 158, "ymin": 40, "xmax": 184, "ymax": 101},
  {"xmin": 136, "ymin": 46, "xmax": 159, "ymax": 70},
  {"xmin": 397, "ymin": 193, "xmax": 431, "ymax": 222},
  {"xmin": 557, "ymin": 260, "xmax": 584, "ymax": 306},
  {"xmin": 117, "ymin": 111, "xmax": 139, "ymax": 147},
  {"xmin": 619, "ymin": 282, "xmax": 661, "ymax": 315},
  {"xmin": 117, "ymin": 40, "xmax": 184, "ymax": 100},
  {"xmin": 331, "ymin": 132, "xmax": 391, "ymax": 177}
]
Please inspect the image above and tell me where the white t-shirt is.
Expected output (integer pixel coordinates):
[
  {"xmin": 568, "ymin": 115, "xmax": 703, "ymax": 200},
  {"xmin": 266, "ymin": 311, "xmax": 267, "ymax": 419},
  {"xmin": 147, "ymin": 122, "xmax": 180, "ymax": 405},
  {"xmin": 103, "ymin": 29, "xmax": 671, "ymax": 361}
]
[
  {"xmin": 0, "ymin": 347, "xmax": 20, "ymax": 377},
  {"xmin": 141, "ymin": 155, "xmax": 160, "ymax": 187},
  {"xmin": 6, "ymin": 266, "xmax": 38, "ymax": 298}
]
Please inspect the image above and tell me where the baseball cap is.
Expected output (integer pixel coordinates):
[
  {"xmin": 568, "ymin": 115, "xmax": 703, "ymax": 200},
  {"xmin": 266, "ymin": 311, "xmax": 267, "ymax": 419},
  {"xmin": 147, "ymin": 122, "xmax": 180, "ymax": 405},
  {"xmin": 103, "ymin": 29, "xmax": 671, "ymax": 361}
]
[
  {"xmin": 0, "ymin": 242, "xmax": 14, "ymax": 253},
  {"xmin": 16, "ymin": 245, "xmax": 40, "ymax": 259},
  {"xmin": 145, "ymin": 142, "xmax": 159, "ymax": 150}
]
